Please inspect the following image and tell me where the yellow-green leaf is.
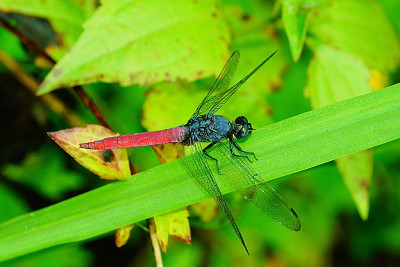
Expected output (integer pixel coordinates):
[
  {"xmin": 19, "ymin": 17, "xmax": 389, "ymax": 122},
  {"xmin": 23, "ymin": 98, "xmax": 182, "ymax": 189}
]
[
  {"xmin": 114, "ymin": 224, "xmax": 134, "ymax": 248},
  {"xmin": 154, "ymin": 215, "xmax": 169, "ymax": 252},
  {"xmin": 168, "ymin": 208, "xmax": 191, "ymax": 245},
  {"xmin": 336, "ymin": 150, "xmax": 373, "ymax": 220},
  {"xmin": 48, "ymin": 125, "xmax": 130, "ymax": 180},
  {"xmin": 152, "ymin": 143, "xmax": 182, "ymax": 165},
  {"xmin": 309, "ymin": 0, "xmax": 400, "ymax": 72},
  {"xmin": 305, "ymin": 42, "xmax": 372, "ymax": 109},
  {"xmin": 154, "ymin": 208, "xmax": 191, "ymax": 252}
]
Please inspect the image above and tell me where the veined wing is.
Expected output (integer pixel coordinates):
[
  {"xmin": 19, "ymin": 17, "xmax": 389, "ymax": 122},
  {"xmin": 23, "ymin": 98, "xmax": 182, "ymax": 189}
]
[
  {"xmin": 180, "ymin": 142, "xmax": 250, "ymax": 255},
  {"xmin": 191, "ymin": 51, "xmax": 277, "ymax": 118},
  {"xmin": 210, "ymin": 142, "xmax": 301, "ymax": 231},
  {"xmin": 191, "ymin": 51, "xmax": 240, "ymax": 118}
]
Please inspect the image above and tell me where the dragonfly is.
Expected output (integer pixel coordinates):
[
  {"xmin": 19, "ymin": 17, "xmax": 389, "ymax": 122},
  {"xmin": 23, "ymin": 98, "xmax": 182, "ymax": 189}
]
[{"xmin": 80, "ymin": 51, "xmax": 301, "ymax": 254}]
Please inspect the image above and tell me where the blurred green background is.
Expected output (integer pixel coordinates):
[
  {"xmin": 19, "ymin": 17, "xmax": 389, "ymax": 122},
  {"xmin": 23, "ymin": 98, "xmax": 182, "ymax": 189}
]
[{"xmin": 0, "ymin": 0, "xmax": 399, "ymax": 266}]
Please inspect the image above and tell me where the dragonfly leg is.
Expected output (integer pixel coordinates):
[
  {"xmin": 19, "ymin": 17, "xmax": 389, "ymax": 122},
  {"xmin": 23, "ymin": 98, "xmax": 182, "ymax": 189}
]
[
  {"xmin": 203, "ymin": 141, "xmax": 222, "ymax": 175},
  {"xmin": 229, "ymin": 137, "xmax": 258, "ymax": 162}
]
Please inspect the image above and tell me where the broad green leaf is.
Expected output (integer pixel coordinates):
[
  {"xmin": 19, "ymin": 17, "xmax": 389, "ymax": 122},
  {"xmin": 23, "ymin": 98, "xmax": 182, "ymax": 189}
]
[
  {"xmin": 0, "ymin": 83, "xmax": 399, "ymax": 261},
  {"xmin": 0, "ymin": 0, "xmax": 88, "ymax": 53},
  {"xmin": 309, "ymin": 0, "xmax": 400, "ymax": 72},
  {"xmin": 305, "ymin": 42, "xmax": 373, "ymax": 219},
  {"xmin": 37, "ymin": 0, "xmax": 230, "ymax": 95},
  {"xmin": 48, "ymin": 125, "xmax": 130, "ymax": 180},
  {"xmin": 336, "ymin": 150, "xmax": 373, "ymax": 220},
  {"xmin": 305, "ymin": 43, "xmax": 372, "ymax": 109}
]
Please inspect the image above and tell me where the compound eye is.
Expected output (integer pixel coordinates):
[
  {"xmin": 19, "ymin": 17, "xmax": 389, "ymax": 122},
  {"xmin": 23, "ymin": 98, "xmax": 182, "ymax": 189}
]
[
  {"xmin": 235, "ymin": 124, "xmax": 250, "ymax": 139},
  {"xmin": 235, "ymin": 116, "xmax": 248, "ymax": 125}
]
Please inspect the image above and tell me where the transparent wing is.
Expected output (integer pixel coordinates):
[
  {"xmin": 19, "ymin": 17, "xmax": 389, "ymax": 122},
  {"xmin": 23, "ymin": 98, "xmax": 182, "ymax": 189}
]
[
  {"xmin": 192, "ymin": 51, "xmax": 240, "ymax": 118},
  {"xmin": 192, "ymin": 51, "xmax": 277, "ymax": 118},
  {"xmin": 179, "ymin": 142, "xmax": 250, "ymax": 254},
  {"xmin": 210, "ymin": 141, "xmax": 301, "ymax": 231}
]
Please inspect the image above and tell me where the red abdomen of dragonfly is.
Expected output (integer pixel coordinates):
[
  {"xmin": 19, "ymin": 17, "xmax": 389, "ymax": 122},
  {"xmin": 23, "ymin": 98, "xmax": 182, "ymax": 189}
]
[{"xmin": 80, "ymin": 126, "xmax": 189, "ymax": 150}]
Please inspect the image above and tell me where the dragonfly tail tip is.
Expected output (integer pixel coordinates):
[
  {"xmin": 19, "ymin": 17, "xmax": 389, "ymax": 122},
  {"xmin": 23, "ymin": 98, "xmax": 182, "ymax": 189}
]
[{"xmin": 79, "ymin": 143, "xmax": 89, "ymax": 149}]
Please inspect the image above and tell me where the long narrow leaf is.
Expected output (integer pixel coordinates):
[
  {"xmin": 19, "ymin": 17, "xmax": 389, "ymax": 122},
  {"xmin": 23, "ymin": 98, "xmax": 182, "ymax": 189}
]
[{"xmin": 0, "ymin": 83, "xmax": 399, "ymax": 261}]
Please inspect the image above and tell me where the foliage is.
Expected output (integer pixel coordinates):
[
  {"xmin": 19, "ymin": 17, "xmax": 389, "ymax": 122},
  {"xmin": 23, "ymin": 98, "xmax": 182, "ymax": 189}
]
[{"xmin": 0, "ymin": 0, "xmax": 399, "ymax": 266}]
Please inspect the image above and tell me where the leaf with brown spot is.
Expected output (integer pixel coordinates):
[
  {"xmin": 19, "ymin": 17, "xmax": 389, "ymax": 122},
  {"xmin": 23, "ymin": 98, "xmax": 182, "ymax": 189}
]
[
  {"xmin": 154, "ymin": 208, "xmax": 191, "ymax": 252},
  {"xmin": 37, "ymin": 0, "xmax": 230, "ymax": 95},
  {"xmin": 168, "ymin": 208, "xmax": 191, "ymax": 245},
  {"xmin": 48, "ymin": 125, "xmax": 130, "ymax": 180}
]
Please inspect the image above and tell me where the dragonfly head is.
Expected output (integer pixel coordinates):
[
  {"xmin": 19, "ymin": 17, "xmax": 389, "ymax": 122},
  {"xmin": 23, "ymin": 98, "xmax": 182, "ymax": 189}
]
[{"xmin": 234, "ymin": 116, "xmax": 253, "ymax": 139}]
